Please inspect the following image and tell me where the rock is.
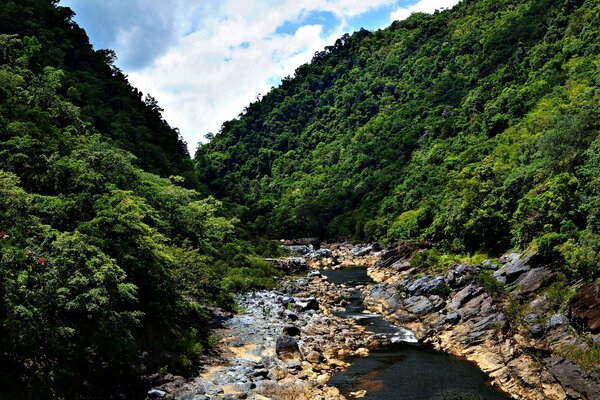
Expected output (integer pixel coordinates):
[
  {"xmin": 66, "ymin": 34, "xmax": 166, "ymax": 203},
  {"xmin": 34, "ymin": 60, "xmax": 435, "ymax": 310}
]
[
  {"xmin": 545, "ymin": 357, "xmax": 600, "ymax": 400},
  {"xmin": 283, "ymin": 245, "xmax": 312, "ymax": 255},
  {"xmin": 283, "ymin": 325, "xmax": 301, "ymax": 337},
  {"xmin": 353, "ymin": 245, "xmax": 373, "ymax": 257},
  {"xmin": 568, "ymin": 282, "xmax": 600, "ymax": 333},
  {"xmin": 516, "ymin": 267, "xmax": 553, "ymax": 294},
  {"xmin": 444, "ymin": 312, "xmax": 461, "ymax": 324},
  {"xmin": 270, "ymin": 257, "xmax": 309, "ymax": 274},
  {"xmin": 371, "ymin": 242, "xmax": 384, "ymax": 252},
  {"xmin": 305, "ymin": 350, "xmax": 323, "ymax": 364},
  {"xmin": 296, "ymin": 297, "xmax": 319, "ymax": 311},
  {"xmin": 493, "ymin": 252, "xmax": 538, "ymax": 284},
  {"xmin": 528, "ymin": 324, "xmax": 544, "ymax": 338},
  {"xmin": 375, "ymin": 248, "xmax": 404, "ymax": 268},
  {"xmin": 275, "ymin": 336, "xmax": 300, "ymax": 359},
  {"xmin": 285, "ymin": 311, "xmax": 299, "ymax": 322},
  {"xmin": 404, "ymin": 275, "xmax": 445, "ymax": 296},
  {"xmin": 354, "ymin": 347, "xmax": 369, "ymax": 357},
  {"xmin": 403, "ymin": 296, "xmax": 434, "ymax": 315},
  {"xmin": 316, "ymin": 373, "xmax": 329, "ymax": 385},
  {"xmin": 148, "ymin": 389, "xmax": 167, "ymax": 399},
  {"xmin": 350, "ymin": 390, "xmax": 367, "ymax": 398},
  {"xmin": 308, "ymin": 248, "xmax": 332, "ymax": 259},
  {"xmin": 449, "ymin": 284, "xmax": 484, "ymax": 310},
  {"xmin": 546, "ymin": 313, "xmax": 569, "ymax": 330}
]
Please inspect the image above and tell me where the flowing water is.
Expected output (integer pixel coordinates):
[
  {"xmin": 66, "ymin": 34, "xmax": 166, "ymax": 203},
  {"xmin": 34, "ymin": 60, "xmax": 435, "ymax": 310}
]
[{"xmin": 320, "ymin": 267, "xmax": 513, "ymax": 400}]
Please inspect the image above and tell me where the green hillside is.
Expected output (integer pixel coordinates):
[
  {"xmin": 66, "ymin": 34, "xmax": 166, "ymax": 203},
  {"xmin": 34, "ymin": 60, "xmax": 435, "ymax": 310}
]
[
  {"xmin": 197, "ymin": 0, "xmax": 599, "ymax": 273},
  {"xmin": 0, "ymin": 2, "xmax": 280, "ymax": 399},
  {"xmin": 0, "ymin": 0, "xmax": 195, "ymax": 181}
]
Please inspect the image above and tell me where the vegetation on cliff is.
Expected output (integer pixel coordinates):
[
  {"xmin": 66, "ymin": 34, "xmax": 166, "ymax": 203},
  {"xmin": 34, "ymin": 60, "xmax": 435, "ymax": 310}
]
[
  {"xmin": 197, "ymin": 0, "xmax": 599, "ymax": 282},
  {"xmin": 0, "ymin": 2, "xmax": 280, "ymax": 398}
]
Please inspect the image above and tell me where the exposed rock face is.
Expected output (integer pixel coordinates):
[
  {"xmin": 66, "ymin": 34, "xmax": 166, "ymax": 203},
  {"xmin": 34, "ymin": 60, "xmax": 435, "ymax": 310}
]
[
  {"xmin": 569, "ymin": 282, "xmax": 600, "ymax": 334},
  {"xmin": 361, "ymin": 249, "xmax": 600, "ymax": 400}
]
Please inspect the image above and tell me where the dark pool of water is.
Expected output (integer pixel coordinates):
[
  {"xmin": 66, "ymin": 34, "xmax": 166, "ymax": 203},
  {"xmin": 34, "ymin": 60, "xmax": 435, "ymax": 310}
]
[{"xmin": 319, "ymin": 267, "xmax": 513, "ymax": 400}]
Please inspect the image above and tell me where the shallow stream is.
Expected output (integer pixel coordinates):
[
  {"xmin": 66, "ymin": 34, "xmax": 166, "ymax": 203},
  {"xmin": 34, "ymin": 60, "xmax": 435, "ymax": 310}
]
[{"xmin": 320, "ymin": 267, "xmax": 513, "ymax": 400}]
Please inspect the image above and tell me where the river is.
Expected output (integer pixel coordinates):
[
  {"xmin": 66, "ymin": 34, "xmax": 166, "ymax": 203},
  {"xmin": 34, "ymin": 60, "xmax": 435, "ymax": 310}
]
[{"xmin": 320, "ymin": 266, "xmax": 513, "ymax": 400}]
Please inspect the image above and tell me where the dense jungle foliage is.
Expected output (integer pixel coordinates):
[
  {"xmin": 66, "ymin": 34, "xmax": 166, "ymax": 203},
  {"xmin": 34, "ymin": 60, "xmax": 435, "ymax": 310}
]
[
  {"xmin": 0, "ymin": 1, "xmax": 281, "ymax": 399},
  {"xmin": 197, "ymin": 0, "xmax": 600, "ymax": 280}
]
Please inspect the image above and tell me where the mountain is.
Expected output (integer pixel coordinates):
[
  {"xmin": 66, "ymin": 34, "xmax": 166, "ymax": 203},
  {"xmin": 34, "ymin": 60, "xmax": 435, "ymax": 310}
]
[
  {"xmin": 0, "ymin": 2, "xmax": 280, "ymax": 399},
  {"xmin": 0, "ymin": 0, "xmax": 195, "ymax": 181},
  {"xmin": 196, "ymin": 0, "xmax": 599, "ymax": 272}
]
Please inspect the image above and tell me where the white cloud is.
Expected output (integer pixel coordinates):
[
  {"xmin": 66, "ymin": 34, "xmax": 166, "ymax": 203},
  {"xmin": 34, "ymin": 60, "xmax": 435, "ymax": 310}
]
[
  {"xmin": 63, "ymin": 0, "xmax": 464, "ymax": 153},
  {"xmin": 127, "ymin": 0, "xmax": 398, "ymax": 153},
  {"xmin": 390, "ymin": 0, "xmax": 460, "ymax": 22}
]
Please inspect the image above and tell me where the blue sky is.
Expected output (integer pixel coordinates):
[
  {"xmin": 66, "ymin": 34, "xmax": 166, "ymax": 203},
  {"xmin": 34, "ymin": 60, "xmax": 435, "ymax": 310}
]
[{"xmin": 60, "ymin": 0, "xmax": 460, "ymax": 152}]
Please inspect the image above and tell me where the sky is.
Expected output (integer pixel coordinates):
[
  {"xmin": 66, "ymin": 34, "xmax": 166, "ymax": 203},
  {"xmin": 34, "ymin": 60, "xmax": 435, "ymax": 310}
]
[{"xmin": 59, "ymin": 0, "xmax": 461, "ymax": 153}]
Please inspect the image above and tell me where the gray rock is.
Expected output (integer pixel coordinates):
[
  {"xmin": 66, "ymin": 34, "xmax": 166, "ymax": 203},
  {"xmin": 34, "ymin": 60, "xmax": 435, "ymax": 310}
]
[
  {"xmin": 404, "ymin": 275, "xmax": 446, "ymax": 296},
  {"xmin": 283, "ymin": 245, "xmax": 312, "ymax": 255},
  {"xmin": 546, "ymin": 313, "xmax": 568, "ymax": 330},
  {"xmin": 353, "ymin": 245, "xmax": 373, "ymax": 257},
  {"xmin": 295, "ymin": 297, "xmax": 319, "ymax": 311},
  {"xmin": 403, "ymin": 296, "xmax": 435, "ymax": 315},
  {"xmin": 528, "ymin": 324, "xmax": 544, "ymax": 338},
  {"xmin": 275, "ymin": 336, "xmax": 300, "ymax": 358},
  {"xmin": 308, "ymin": 248, "xmax": 332, "ymax": 259},
  {"xmin": 493, "ymin": 253, "xmax": 535, "ymax": 284},
  {"xmin": 545, "ymin": 357, "xmax": 600, "ymax": 400},
  {"xmin": 516, "ymin": 267, "xmax": 553, "ymax": 294},
  {"xmin": 444, "ymin": 312, "xmax": 461, "ymax": 324},
  {"xmin": 449, "ymin": 284, "xmax": 484, "ymax": 310},
  {"xmin": 148, "ymin": 389, "xmax": 167, "ymax": 399}
]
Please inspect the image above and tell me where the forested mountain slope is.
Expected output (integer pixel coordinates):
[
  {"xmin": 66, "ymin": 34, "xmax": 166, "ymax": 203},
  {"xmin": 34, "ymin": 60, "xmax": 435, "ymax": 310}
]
[
  {"xmin": 197, "ymin": 0, "xmax": 599, "ymax": 275},
  {"xmin": 0, "ymin": 2, "xmax": 280, "ymax": 399},
  {"xmin": 0, "ymin": 0, "xmax": 195, "ymax": 181}
]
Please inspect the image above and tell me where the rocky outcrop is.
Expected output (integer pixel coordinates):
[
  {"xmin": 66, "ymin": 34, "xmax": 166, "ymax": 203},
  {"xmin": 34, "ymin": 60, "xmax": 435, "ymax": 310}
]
[
  {"xmin": 362, "ymin": 250, "xmax": 600, "ymax": 400},
  {"xmin": 569, "ymin": 282, "xmax": 600, "ymax": 334}
]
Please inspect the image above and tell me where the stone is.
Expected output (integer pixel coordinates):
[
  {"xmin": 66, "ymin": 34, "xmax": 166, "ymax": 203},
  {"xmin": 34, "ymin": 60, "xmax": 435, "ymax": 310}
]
[
  {"xmin": 493, "ymin": 252, "xmax": 537, "ymax": 284},
  {"xmin": 568, "ymin": 282, "xmax": 600, "ymax": 333},
  {"xmin": 449, "ymin": 284, "xmax": 484, "ymax": 310},
  {"xmin": 283, "ymin": 245, "xmax": 312, "ymax": 255},
  {"xmin": 148, "ymin": 389, "xmax": 167, "ymax": 399},
  {"xmin": 516, "ymin": 267, "xmax": 553, "ymax": 294},
  {"xmin": 283, "ymin": 325, "xmax": 301, "ymax": 337},
  {"xmin": 275, "ymin": 336, "xmax": 300, "ymax": 359},
  {"xmin": 404, "ymin": 275, "xmax": 445, "ymax": 296},
  {"xmin": 444, "ymin": 312, "xmax": 461, "ymax": 324},
  {"xmin": 308, "ymin": 248, "xmax": 332, "ymax": 259},
  {"xmin": 296, "ymin": 297, "xmax": 319, "ymax": 311},
  {"xmin": 545, "ymin": 357, "xmax": 600, "ymax": 400},
  {"xmin": 528, "ymin": 324, "xmax": 544, "ymax": 338},
  {"xmin": 403, "ymin": 296, "xmax": 434, "ymax": 315},
  {"xmin": 353, "ymin": 245, "xmax": 373, "ymax": 257}
]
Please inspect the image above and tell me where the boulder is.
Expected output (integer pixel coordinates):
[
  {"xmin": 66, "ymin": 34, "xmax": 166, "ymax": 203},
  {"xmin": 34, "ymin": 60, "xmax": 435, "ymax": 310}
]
[
  {"xmin": 147, "ymin": 389, "xmax": 167, "ymax": 399},
  {"xmin": 403, "ymin": 296, "xmax": 435, "ymax": 315},
  {"xmin": 516, "ymin": 267, "xmax": 553, "ymax": 294},
  {"xmin": 353, "ymin": 245, "xmax": 373, "ymax": 257},
  {"xmin": 568, "ymin": 282, "xmax": 600, "ymax": 333},
  {"xmin": 270, "ymin": 257, "xmax": 309, "ymax": 274},
  {"xmin": 493, "ymin": 252, "xmax": 540, "ymax": 285},
  {"xmin": 283, "ymin": 245, "xmax": 312, "ymax": 255},
  {"xmin": 275, "ymin": 336, "xmax": 300, "ymax": 359},
  {"xmin": 308, "ymin": 248, "xmax": 332, "ymax": 259},
  {"xmin": 449, "ymin": 284, "xmax": 484, "ymax": 310},
  {"xmin": 444, "ymin": 312, "xmax": 461, "ymax": 325},
  {"xmin": 295, "ymin": 297, "xmax": 319, "ymax": 311},
  {"xmin": 283, "ymin": 325, "xmax": 301, "ymax": 337},
  {"xmin": 404, "ymin": 275, "xmax": 445, "ymax": 296}
]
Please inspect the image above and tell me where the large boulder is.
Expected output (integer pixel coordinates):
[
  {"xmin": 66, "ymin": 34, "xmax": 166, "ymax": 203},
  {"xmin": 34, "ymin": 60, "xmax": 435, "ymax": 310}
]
[
  {"xmin": 493, "ymin": 252, "xmax": 543, "ymax": 285},
  {"xmin": 568, "ymin": 282, "xmax": 600, "ymax": 333},
  {"xmin": 275, "ymin": 336, "xmax": 300, "ymax": 359},
  {"xmin": 270, "ymin": 257, "xmax": 309, "ymax": 274}
]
